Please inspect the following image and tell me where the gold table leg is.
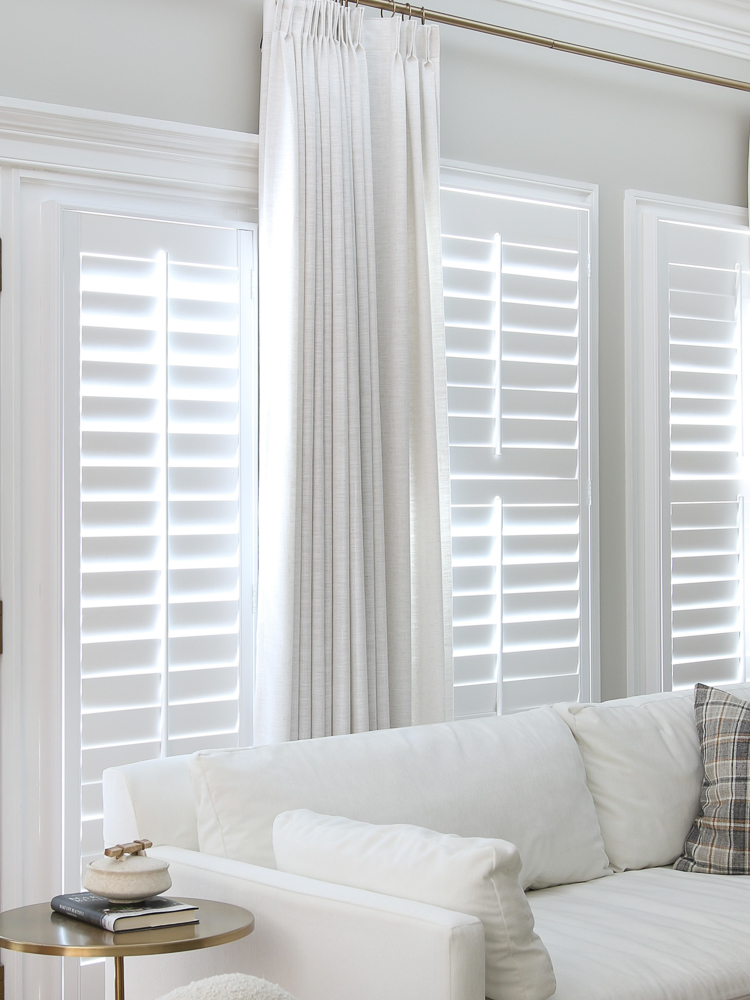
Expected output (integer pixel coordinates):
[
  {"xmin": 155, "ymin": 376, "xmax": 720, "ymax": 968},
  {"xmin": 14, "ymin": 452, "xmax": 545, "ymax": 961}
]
[{"xmin": 114, "ymin": 956, "xmax": 125, "ymax": 1000}]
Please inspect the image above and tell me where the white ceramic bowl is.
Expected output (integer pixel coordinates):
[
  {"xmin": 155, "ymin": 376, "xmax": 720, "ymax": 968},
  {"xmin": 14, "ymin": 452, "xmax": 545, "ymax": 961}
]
[{"xmin": 83, "ymin": 855, "xmax": 172, "ymax": 902}]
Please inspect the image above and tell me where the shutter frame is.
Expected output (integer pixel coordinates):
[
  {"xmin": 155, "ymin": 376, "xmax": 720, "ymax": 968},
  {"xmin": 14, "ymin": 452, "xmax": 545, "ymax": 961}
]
[
  {"xmin": 62, "ymin": 211, "xmax": 257, "ymax": 892},
  {"xmin": 442, "ymin": 162, "xmax": 598, "ymax": 718},
  {"xmin": 626, "ymin": 192, "xmax": 749, "ymax": 695}
]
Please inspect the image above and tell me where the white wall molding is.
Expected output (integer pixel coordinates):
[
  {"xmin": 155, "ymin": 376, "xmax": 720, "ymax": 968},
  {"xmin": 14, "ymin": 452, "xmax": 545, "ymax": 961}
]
[
  {"xmin": 0, "ymin": 96, "xmax": 258, "ymax": 202},
  {"xmin": 493, "ymin": 0, "xmax": 750, "ymax": 61},
  {"xmin": 441, "ymin": 157, "xmax": 597, "ymax": 206}
]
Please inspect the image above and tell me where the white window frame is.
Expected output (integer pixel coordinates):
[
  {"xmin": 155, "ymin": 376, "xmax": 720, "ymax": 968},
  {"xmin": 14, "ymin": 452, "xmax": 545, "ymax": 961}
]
[
  {"xmin": 442, "ymin": 159, "xmax": 601, "ymax": 712},
  {"xmin": 0, "ymin": 97, "xmax": 258, "ymax": 1000},
  {"xmin": 625, "ymin": 191, "xmax": 749, "ymax": 695}
]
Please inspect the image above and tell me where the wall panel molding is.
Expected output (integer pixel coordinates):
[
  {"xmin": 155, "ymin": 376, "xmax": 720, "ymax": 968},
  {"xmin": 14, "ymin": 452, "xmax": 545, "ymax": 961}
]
[
  {"xmin": 493, "ymin": 0, "xmax": 750, "ymax": 61},
  {"xmin": 0, "ymin": 96, "xmax": 259, "ymax": 204}
]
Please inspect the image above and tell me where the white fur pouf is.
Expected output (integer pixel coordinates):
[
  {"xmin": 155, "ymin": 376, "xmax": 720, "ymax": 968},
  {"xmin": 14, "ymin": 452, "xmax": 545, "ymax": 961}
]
[{"xmin": 156, "ymin": 973, "xmax": 298, "ymax": 1000}]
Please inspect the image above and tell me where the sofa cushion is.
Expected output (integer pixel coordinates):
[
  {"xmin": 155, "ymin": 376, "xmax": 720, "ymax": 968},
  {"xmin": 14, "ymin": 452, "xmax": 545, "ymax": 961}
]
[
  {"xmin": 675, "ymin": 684, "xmax": 750, "ymax": 875},
  {"xmin": 273, "ymin": 809, "xmax": 556, "ymax": 1000},
  {"xmin": 554, "ymin": 683, "xmax": 750, "ymax": 872},
  {"xmin": 554, "ymin": 691, "xmax": 701, "ymax": 871},
  {"xmin": 189, "ymin": 707, "xmax": 611, "ymax": 889},
  {"xmin": 528, "ymin": 866, "xmax": 750, "ymax": 1000}
]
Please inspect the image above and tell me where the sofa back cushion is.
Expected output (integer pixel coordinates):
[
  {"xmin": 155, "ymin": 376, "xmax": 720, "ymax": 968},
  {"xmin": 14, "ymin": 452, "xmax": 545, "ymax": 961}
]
[
  {"xmin": 189, "ymin": 707, "xmax": 611, "ymax": 889},
  {"xmin": 555, "ymin": 682, "xmax": 750, "ymax": 872}
]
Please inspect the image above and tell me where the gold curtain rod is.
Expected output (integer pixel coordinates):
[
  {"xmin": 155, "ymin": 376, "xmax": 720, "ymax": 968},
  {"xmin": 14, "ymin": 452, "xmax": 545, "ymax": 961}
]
[{"xmin": 345, "ymin": 0, "xmax": 750, "ymax": 93}]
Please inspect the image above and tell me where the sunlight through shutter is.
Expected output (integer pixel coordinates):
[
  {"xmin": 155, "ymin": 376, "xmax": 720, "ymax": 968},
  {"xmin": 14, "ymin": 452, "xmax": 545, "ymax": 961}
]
[
  {"xmin": 167, "ymin": 258, "xmax": 241, "ymax": 754},
  {"xmin": 72, "ymin": 213, "xmax": 253, "ymax": 876},
  {"xmin": 441, "ymin": 169, "xmax": 593, "ymax": 718},
  {"xmin": 663, "ymin": 221, "xmax": 749, "ymax": 690}
]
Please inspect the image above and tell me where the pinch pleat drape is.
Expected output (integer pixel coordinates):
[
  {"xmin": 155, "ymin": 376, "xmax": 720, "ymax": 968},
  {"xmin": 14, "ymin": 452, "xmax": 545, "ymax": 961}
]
[{"xmin": 255, "ymin": 0, "xmax": 452, "ymax": 744}]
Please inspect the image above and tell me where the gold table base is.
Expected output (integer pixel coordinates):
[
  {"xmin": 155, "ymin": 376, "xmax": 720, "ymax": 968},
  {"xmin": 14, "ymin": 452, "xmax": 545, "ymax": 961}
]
[{"xmin": 115, "ymin": 955, "xmax": 125, "ymax": 1000}]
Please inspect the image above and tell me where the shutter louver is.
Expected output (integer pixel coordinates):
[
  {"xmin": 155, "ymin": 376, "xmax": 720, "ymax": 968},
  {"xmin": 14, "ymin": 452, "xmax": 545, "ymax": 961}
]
[
  {"xmin": 80, "ymin": 250, "xmax": 166, "ymax": 866},
  {"xmin": 73, "ymin": 214, "xmax": 252, "ymax": 879},
  {"xmin": 664, "ymin": 221, "xmax": 749, "ymax": 690},
  {"xmin": 167, "ymin": 259, "xmax": 241, "ymax": 754},
  {"xmin": 442, "ymin": 173, "xmax": 593, "ymax": 718}
]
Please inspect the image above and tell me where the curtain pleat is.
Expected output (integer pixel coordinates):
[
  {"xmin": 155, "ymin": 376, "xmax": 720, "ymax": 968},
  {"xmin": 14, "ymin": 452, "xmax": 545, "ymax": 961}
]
[{"xmin": 255, "ymin": 0, "xmax": 452, "ymax": 744}]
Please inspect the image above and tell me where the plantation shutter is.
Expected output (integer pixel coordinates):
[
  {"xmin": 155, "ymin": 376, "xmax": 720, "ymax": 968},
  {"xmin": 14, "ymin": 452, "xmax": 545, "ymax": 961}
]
[
  {"xmin": 660, "ymin": 219, "xmax": 750, "ymax": 690},
  {"xmin": 64, "ymin": 212, "xmax": 255, "ymax": 881},
  {"xmin": 441, "ymin": 166, "xmax": 595, "ymax": 718}
]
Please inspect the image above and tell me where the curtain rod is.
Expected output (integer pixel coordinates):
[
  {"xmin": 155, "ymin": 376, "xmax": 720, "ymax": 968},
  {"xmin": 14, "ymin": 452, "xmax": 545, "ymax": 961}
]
[{"xmin": 347, "ymin": 0, "xmax": 750, "ymax": 93}]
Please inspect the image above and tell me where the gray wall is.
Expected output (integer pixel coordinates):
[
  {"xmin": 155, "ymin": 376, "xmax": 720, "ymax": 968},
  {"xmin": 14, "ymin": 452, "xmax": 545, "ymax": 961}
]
[{"xmin": 1, "ymin": 0, "xmax": 748, "ymax": 699}]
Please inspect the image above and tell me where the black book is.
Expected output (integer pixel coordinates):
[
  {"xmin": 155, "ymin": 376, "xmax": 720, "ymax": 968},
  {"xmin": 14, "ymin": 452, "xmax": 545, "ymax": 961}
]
[{"xmin": 50, "ymin": 893, "xmax": 199, "ymax": 932}]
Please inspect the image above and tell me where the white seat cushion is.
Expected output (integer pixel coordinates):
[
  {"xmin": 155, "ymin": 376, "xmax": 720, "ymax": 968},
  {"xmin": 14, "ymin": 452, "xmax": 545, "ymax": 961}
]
[
  {"xmin": 273, "ymin": 809, "xmax": 556, "ymax": 1000},
  {"xmin": 528, "ymin": 866, "xmax": 750, "ymax": 1000},
  {"xmin": 157, "ymin": 975, "xmax": 296, "ymax": 1000},
  {"xmin": 189, "ymin": 707, "xmax": 611, "ymax": 889},
  {"xmin": 554, "ymin": 682, "xmax": 750, "ymax": 872}
]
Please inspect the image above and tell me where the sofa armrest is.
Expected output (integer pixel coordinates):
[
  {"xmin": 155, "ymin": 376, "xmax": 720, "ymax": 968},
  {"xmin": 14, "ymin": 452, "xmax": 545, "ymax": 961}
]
[{"xmin": 117, "ymin": 846, "xmax": 485, "ymax": 1000}]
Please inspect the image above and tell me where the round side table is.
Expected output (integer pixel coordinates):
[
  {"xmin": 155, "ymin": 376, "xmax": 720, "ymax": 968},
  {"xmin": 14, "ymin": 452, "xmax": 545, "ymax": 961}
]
[{"xmin": 0, "ymin": 898, "xmax": 254, "ymax": 1000}]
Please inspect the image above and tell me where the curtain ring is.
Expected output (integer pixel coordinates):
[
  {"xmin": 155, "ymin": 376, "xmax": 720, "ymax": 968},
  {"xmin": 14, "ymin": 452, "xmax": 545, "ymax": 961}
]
[
  {"xmin": 407, "ymin": 3, "xmax": 412, "ymax": 18},
  {"xmin": 391, "ymin": 0, "xmax": 396, "ymax": 16},
  {"xmin": 421, "ymin": 5, "xmax": 426, "ymax": 23}
]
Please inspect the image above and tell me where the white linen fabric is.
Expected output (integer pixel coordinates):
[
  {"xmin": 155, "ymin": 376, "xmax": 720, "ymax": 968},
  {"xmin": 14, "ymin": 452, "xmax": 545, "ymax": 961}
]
[
  {"xmin": 256, "ymin": 0, "xmax": 451, "ymax": 744},
  {"xmin": 188, "ymin": 707, "xmax": 611, "ymax": 889},
  {"xmin": 529, "ymin": 866, "xmax": 750, "ymax": 1000},
  {"xmin": 103, "ymin": 756, "xmax": 199, "ymax": 851},
  {"xmin": 554, "ymin": 692, "xmax": 701, "ymax": 871},
  {"xmin": 554, "ymin": 681, "xmax": 750, "ymax": 872},
  {"xmin": 273, "ymin": 809, "xmax": 556, "ymax": 1000},
  {"xmin": 130, "ymin": 844, "xmax": 486, "ymax": 1000}
]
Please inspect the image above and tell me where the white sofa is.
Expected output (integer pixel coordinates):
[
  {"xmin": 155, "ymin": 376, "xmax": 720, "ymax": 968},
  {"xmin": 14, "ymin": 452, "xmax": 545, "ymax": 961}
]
[{"xmin": 103, "ymin": 682, "xmax": 750, "ymax": 1000}]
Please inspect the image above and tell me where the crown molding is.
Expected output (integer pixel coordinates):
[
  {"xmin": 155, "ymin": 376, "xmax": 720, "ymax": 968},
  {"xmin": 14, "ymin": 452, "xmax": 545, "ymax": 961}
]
[
  {"xmin": 493, "ymin": 0, "xmax": 750, "ymax": 61},
  {"xmin": 0, "ymin": 96, "xmax": 258, "ymax": 201}
]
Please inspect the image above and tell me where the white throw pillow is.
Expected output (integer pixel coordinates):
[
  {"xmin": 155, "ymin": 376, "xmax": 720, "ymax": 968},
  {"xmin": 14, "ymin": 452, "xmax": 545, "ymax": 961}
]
[
  {"xmin": 189, "ymin": 707, "xmax": 611, "ymax": 889},
  {"xmin": 555, "ymin": 682, "xmax": 750, "ymax": 872},
  {"xmin": 554, "ymin": 691, "xmax": 702, "ymax": 871},
  {"xmin": 273, "ymin": 809, "xmax": 556, "ymax": 1000}
]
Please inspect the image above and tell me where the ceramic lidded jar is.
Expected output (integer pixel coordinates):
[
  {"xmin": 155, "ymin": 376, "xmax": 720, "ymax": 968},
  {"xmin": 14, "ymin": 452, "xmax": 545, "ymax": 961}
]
[{"xmin": 83, "ymin": 840, "xmax": 171, "ymax": 902}]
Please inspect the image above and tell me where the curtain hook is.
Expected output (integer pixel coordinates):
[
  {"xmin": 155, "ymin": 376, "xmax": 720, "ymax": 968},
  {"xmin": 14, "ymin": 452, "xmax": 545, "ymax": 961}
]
[{"xmin": 421, "ymin": 5, "xmax": 426, "ymax": 23}]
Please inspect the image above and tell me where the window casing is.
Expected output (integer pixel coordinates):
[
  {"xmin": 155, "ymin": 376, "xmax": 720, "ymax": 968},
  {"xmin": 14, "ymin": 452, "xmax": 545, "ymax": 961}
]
[{"xmin": 442, "ymin": 162, "xmax": 599, "ymax": 718}]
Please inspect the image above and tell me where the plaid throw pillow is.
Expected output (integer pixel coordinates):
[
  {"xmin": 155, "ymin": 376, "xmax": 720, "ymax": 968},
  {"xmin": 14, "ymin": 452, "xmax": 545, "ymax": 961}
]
[{"xmin": 674, "ymin": 683, "xmax": 750, "ymax": 875}]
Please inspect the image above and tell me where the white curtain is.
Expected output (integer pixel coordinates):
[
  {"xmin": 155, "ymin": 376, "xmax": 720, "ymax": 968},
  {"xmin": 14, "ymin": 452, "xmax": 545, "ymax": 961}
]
[{"xmin": 255, "ymin": 0, "xmax": 452, "ymax": 744}]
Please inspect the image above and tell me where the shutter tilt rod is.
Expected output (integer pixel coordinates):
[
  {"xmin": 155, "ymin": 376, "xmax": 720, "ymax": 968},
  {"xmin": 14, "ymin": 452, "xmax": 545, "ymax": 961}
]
[{"xmin": 342, "ymin": 0, "xmax": 750, "ymax": 94}]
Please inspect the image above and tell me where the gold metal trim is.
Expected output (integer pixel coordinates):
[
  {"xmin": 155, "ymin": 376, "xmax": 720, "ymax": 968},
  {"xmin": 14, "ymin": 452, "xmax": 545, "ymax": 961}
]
[
  {"xmin": 348, "ymin": 0, "xmax": 750, "ymax": 93},
  {"xmin": 115, "ymin": 956, "xmax": 125, "ymax": 1000},
  {"xmin": 0, "ymin": 900, "xmax": 254, "ymax": 959}
]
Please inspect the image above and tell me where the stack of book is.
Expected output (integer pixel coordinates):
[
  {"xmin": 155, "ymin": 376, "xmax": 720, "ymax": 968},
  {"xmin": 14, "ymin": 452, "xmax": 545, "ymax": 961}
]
[{"xmin": 50, "ymin": 893, "xmax": 199, "ymax": 932}]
